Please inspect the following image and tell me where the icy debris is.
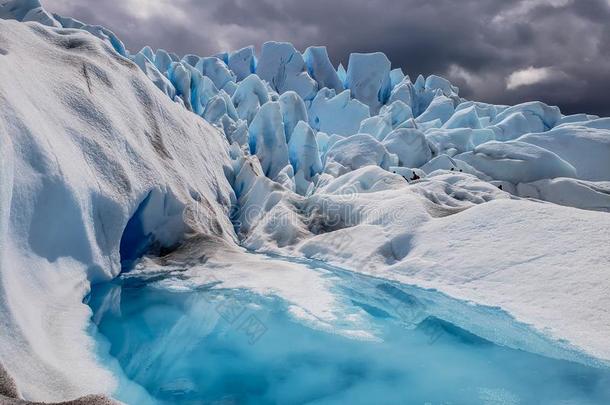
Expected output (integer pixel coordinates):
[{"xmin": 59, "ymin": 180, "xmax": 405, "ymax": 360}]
[{"xmin": 27, "ymin": 7, "xmax": 591, "ymax": 195}]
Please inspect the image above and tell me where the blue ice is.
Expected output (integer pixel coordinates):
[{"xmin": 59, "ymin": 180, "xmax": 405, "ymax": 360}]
[{"xmin": 87, "ymin": 255, "xmax": 610, "ymax": 405}]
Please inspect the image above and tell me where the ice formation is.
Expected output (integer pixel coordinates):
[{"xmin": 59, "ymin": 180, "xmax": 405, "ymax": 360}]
[
  {"xmin": 256, "ymin": 41, "xmax": 317, "ymax": 101},
  {"xmin": 345, "ymin": 52, "xmax": 392, "ymax": 114},
  {"xmin": 1, "ymin": 0, "xmax": 610, "ymax": 403}
]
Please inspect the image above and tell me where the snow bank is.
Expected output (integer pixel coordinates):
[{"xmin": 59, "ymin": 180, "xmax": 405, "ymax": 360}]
[
  {"xmin": 385, "ymin": 200, "xmax": 610, "ymax": 363},
  {"xmin": 0, "ymin": 18, "xmax": 235, "ymax": 401}
]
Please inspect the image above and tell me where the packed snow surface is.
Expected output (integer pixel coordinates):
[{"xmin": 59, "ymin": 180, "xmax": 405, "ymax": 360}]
[{"xmin": 0, "ymin": 0, "xmax": 609, "ymax": 403}]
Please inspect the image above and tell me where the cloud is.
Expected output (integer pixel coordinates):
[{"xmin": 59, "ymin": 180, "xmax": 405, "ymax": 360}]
[
  {"xmin": 492, "ymin": 0, "xmax": 572, "ymax": 24},
  {"xmin": 43, "ymin": 0, "xmax": 610, "ymax": 116},
  {"xmin": 121, "ymin": 0, "xmax": 188, "ymax": 22},
  {"xmin": 506, "ymin": 66, "xmax": 559, "ymax": 90}
]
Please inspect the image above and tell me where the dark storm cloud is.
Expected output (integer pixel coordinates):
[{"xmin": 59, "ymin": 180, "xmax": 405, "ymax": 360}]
[{"xmin": 49, "ymin": 0, "xmax": 610, "ymax": 116}]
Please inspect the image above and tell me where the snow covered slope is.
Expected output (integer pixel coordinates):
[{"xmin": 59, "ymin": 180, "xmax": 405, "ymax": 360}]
[
  {"xmin": 1, "ymin": 0, "xmax": 610, "ymax": 402},
  {"xmin": 0, "ymin": 17, "xmax": 236, "ymax": 401},
  {"xmin": 237, "ymin": 167, "xmax": 610, "ymax": 362}
]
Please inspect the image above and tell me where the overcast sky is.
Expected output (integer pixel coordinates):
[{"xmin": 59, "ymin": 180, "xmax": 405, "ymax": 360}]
[{"xmin": 49, "ymin": 0, "xmax": 610, "ymax": 116}]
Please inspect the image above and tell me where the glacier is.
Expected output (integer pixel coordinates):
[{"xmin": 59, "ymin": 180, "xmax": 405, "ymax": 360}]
[{"xmin": 0, "ymin": 0, "xmax": 610, "ymax": 403}]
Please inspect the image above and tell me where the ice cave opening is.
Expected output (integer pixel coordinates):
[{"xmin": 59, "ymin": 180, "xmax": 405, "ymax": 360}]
[{"xmin": 119, "ymin": 188, "xmax": 188, "ymax": 272}]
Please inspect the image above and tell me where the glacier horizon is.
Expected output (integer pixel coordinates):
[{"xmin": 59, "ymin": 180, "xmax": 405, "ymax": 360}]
[{"xmin": 1, "ymin": 0, "xmax": 610, "ymax": 403}]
